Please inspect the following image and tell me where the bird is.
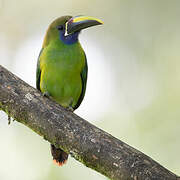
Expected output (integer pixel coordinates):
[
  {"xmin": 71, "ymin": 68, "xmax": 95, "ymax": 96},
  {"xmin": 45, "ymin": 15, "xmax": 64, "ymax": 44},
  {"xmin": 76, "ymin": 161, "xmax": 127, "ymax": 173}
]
[{"xmin": 36, "ymin": 15, "xmax": 103, "ymax": 166}]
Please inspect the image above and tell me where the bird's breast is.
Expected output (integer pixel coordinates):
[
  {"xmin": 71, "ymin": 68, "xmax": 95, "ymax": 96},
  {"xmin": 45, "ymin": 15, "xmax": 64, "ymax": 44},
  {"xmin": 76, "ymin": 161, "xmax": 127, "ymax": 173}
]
[{"xmin": 40, "ymin": 43, "xmax": 85, "ymax": 108}]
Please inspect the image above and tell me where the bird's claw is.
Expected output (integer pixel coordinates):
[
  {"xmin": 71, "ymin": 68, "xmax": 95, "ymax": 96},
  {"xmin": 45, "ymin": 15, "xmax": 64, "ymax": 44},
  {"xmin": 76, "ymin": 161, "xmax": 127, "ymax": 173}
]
[
  {"xmin": 67, "ymin": 106, "xmax": 74, "ymax": 112},
  {"xmin": 43, "ymin": 92, "xmax": 50, "ymax": 97}
]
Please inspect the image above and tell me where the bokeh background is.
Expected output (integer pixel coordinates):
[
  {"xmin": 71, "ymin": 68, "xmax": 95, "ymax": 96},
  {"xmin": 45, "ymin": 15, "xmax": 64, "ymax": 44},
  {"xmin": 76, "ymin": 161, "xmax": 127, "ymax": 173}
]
[{"xmin": 0, "ymin": 0, "xmax": 180, "ymax": 179}]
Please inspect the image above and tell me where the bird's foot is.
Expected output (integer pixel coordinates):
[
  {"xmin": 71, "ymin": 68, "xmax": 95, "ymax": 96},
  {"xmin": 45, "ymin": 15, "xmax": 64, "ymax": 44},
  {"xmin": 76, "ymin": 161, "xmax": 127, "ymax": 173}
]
[
  {"xmin": 43, "ymin": 91, "xmax": 50, "ymax": 97},
  {"xmin": 66, "ymin": 106, "xmax": 74, "ymax": 112}
]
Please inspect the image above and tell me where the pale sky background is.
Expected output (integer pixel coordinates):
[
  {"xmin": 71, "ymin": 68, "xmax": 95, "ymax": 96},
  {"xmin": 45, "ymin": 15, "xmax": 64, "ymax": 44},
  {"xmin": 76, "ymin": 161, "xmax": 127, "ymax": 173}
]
[{"xmin": 0, "ymin": 0, "xmax": 180, "ymax": 179}]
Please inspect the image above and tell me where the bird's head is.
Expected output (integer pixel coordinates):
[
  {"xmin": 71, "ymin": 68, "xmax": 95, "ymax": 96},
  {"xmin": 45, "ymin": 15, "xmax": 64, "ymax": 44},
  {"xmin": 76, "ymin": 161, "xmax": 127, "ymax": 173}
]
[{"xmin": 43, "ymin": 15, "xmax": 103, "ymax": 46}]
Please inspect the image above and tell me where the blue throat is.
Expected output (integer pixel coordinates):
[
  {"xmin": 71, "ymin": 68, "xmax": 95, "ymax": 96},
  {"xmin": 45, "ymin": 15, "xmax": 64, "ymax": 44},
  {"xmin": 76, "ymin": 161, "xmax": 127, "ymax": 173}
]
[{"xmin": 59, "ymin": 30, "xmax": 79, "ymax": 45}]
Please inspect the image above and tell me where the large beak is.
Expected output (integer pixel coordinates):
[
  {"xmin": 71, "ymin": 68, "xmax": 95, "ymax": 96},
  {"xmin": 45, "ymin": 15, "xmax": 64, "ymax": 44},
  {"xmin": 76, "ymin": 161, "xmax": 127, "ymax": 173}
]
[{"xmin": 65, "ymin": 15, "xmax": 103, "ymax": 36}]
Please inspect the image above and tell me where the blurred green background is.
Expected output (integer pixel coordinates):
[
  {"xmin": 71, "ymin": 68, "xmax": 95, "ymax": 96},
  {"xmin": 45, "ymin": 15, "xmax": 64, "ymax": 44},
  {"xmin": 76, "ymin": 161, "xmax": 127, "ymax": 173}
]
[{"xmin": 0, "ymin": 0, "xmax": 180, "ymax": 179}]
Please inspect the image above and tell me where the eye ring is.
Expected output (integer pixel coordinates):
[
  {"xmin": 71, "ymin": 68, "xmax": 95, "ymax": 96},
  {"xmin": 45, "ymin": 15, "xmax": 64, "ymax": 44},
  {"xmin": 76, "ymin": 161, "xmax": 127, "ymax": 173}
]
[{"xmin": 57, "ymin": 25, "xmax": 63, "ymax": 31}]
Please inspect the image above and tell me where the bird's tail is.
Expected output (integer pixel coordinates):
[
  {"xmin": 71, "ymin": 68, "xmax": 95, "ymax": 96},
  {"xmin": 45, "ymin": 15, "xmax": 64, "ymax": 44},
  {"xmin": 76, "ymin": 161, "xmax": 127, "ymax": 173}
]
[{"xmin": 51, "ymin": 144, "xmax": 68, "ymax": 166}]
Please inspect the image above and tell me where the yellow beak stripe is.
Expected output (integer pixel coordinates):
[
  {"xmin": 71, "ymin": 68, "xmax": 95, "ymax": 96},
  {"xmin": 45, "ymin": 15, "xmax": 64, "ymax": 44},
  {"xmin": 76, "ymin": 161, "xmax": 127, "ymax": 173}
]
[{"xmin": 72, "ymin": 16, "xmax": 103, "ymax": 24}]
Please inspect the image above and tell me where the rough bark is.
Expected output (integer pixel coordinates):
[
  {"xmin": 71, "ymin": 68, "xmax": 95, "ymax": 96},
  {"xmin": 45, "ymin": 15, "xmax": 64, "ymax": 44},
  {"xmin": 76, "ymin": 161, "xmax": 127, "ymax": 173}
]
[{"xmin": 0, "ymin": 65, "xmax": 179, "ymax": 180}]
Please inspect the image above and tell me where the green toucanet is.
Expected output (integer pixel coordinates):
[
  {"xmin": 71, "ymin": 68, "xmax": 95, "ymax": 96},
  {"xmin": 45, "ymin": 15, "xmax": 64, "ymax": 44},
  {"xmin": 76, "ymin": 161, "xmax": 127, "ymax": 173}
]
[{"xmin": 36, "ymin": 15, "xmax": 103, "ymax": 166}]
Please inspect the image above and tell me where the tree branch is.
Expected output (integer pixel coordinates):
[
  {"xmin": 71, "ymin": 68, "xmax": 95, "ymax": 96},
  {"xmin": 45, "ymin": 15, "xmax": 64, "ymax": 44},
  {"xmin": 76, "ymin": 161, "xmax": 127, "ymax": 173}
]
[{"xmin": 0, "ymin": 65, "xmax": 179, "ymax": 180}]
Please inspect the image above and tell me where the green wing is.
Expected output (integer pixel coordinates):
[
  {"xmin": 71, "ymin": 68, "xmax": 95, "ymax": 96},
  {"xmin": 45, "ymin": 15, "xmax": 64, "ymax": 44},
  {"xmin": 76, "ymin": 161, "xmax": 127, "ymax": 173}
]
[
  {"xmin": 36, "ymin": 48, "xmax": 43, "ymax": 91},
  {"xmin": 36, "ymin": 49, "xmax": 87, "ymax": 109},
  {"xmin": 74, "ymin": 54, "xmax": 88, "ymax": 110}
]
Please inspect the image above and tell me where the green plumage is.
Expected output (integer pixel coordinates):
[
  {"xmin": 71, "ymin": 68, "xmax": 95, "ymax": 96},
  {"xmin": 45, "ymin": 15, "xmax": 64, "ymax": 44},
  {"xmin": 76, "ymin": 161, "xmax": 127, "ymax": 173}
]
[
  {"xmin": 36, "ymin": 15, "xmax": 102, "ymax": 166},
  {"xmin": 36, "ymin": 16, "xmax": 87, "ymax": 110}
]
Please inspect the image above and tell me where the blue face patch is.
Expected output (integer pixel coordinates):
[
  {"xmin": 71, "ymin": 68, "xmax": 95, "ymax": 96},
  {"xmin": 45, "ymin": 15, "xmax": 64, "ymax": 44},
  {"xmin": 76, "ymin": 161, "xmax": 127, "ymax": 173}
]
[{"xmin": 59, "ymin": 28, "xmax": 80, "ymax": 45}]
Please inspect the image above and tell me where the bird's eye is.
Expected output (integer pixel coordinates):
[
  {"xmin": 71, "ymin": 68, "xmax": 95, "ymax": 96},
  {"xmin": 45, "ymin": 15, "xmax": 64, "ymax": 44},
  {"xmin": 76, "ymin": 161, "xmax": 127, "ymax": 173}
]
[{"xmin": 57, "ymin": 25, "xmax": 63, "ymax": 31}]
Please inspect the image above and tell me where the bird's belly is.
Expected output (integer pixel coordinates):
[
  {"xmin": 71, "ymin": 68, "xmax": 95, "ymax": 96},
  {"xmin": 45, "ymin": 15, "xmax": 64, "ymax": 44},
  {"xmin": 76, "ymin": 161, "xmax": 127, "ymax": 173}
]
[{"xmin": 40, "ymin": 69, "xmax": 82, "ymax": 108}]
